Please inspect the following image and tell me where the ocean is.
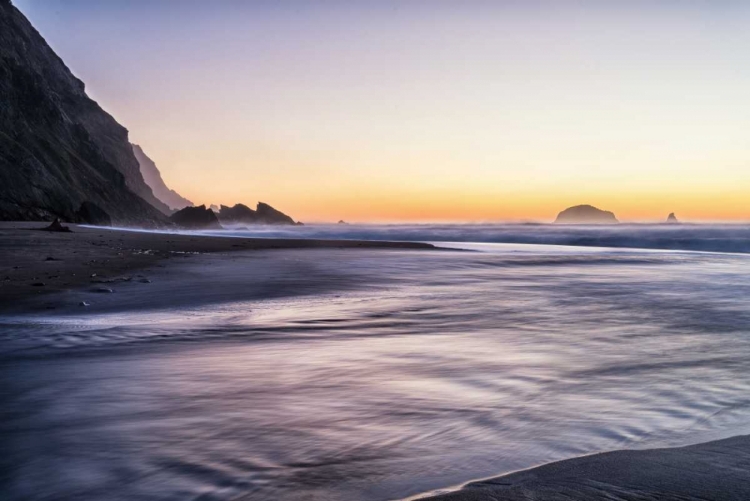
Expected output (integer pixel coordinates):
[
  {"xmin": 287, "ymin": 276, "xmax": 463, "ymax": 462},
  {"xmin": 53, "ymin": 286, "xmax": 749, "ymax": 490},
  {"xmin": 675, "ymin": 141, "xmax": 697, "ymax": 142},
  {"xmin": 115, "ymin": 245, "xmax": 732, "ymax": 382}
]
[{"xmin": 3, "ymin": 224, "xmax": 750, "ymax": 500}]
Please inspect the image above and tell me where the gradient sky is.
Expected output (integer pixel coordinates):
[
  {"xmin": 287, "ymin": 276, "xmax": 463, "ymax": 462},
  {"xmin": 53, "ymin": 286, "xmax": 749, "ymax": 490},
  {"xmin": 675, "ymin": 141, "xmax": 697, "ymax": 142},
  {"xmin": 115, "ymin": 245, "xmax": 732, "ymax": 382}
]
[{"xmin": 15, "ymin": 0, "xmax": 750, "ymax": 222}]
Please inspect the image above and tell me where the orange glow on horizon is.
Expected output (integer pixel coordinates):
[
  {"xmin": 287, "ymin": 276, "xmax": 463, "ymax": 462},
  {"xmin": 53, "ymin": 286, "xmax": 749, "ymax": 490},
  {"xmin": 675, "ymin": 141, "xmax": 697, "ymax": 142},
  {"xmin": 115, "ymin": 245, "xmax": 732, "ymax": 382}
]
[
  {"xmin": 20, "ymin": 1, "xmax": 750, "ymax": 225},
  {"xmin": 179, "ymin": 181, "xmax": 750, "ymax": 224}
]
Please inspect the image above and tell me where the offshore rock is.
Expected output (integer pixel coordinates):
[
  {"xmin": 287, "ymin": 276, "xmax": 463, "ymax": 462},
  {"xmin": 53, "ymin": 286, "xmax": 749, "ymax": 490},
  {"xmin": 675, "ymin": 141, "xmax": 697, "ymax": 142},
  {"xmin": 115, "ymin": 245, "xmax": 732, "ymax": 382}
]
[
  {"xmin": 555, "ymin": 205, "xmax": 618, "ymax": 224},
  {"xmin": 169, "ymin": 205, "xmax": 223, "ymax": 229}
]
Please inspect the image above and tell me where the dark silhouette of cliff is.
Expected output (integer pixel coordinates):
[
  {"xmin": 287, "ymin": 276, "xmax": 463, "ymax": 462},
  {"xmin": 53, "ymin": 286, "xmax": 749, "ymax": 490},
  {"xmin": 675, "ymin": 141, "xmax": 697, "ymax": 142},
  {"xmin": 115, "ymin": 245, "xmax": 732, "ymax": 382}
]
[
  {"xmin": 666, "ymin": 213, "xmax": 679, "ymax": 224},
  {"xmin": 555, "ymin": 205, "xmax": 618, "ymax": 224},
  {"xmin": 0, "ymin": 1, "xmax": 169, "ymax": 225},
  {"xmin": 132, "ymin": 144, "xmax": 193, "ymax": 211}
]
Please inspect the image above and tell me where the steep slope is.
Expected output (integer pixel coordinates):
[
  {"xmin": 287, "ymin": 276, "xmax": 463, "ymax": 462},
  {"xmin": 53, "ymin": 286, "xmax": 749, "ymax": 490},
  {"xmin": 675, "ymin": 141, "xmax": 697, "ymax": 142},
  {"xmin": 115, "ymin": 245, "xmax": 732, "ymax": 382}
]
[
  {"xmin": 0, "ymin": 1, "xmax": 169, "ymax": 224},
  {"xmin": 132, "ymin": 144, "xmax": 193, "ymax": 211}
]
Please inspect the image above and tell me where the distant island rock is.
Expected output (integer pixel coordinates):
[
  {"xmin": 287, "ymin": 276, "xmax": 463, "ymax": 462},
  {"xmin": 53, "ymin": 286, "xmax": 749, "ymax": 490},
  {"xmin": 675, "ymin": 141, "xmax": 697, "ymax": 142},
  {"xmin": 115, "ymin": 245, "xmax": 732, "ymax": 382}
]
[
  {"xmin": 169, "ymin": 205, "xmax": 222, "ymax": 229},
  {"xmin": 218, "ymin": 202, "xmax": 297, "ymax": 225},
  {"xmin": 0, "ymin": 2, "xmax": 169, "ymax": 225},
  {"xmin": 132, "ymin": 144, "xmax": 193, "ymax": 211},
  {"xmin": 666, "ymin": 213, "xmax": 679, "ymax": 224},
  {"xmin": 338, "ymin": 220, "xmax": 348, "ymax": 224},
  {"xmin": 555, "ymin": 205, "xmax": 619, "ymax": 224},
  {"xmin": 209, "ymin": 204, "xmax": 220, "ymax": 213}
]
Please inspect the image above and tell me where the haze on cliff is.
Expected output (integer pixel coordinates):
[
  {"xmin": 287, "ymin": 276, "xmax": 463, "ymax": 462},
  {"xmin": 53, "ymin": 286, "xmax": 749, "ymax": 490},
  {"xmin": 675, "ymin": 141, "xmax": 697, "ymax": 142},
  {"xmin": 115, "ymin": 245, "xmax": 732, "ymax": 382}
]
[{"xmin": 15, "ymin": 0, "xmax": 750, "ymax": 222}]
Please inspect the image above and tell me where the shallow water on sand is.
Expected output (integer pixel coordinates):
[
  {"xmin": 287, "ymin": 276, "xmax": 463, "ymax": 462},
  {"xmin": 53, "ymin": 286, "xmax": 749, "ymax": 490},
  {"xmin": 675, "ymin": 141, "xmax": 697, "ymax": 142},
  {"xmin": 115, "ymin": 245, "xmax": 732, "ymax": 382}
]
[{"xmin": 3, "ymin": 243, "xmax": 750, "ymax": 500}]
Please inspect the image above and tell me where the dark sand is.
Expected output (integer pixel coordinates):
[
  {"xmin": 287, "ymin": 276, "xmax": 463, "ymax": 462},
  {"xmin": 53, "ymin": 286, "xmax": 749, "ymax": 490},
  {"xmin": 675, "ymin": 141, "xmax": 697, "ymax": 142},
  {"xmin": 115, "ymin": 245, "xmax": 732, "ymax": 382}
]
[
  {"xmin": 3, "ymin": 222, "xmax": 749, "ymax": 500},
  {"xmin": 420, "ymin": 434, "xmax": 750, "ymax": 501},
  {"xmin": 0, "ymin": 221, "xmax": 433, "ymax": 311}
]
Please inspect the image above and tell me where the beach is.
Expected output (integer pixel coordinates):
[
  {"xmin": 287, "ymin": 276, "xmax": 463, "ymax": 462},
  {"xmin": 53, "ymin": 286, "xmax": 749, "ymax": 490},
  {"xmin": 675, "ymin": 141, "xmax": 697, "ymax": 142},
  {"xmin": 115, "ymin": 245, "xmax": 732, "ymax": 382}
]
[
  {"xmin": 0, "ymin": 222, "xmax": 434, "ymax": 312},
  {"xmin": 420, "ymin": 435, "xmax": 750, "ymax": 500},
  {"xmin": 2, "ymin": 224, "xmax": 750, "ymax": 500},
  {"xmin": 4, "ymin": 0, "xmax": 749, "ymax": 498}
]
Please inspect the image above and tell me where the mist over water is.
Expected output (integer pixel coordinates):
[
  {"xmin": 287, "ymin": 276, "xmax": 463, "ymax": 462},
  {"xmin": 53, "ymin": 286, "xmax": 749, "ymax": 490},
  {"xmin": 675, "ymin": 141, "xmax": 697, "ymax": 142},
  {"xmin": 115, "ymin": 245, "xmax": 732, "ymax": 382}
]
[
  {"xmin": 3, "ymin": 240, "xmax": 750, "ymax": 500},
  {"xmin": 204, "ymin": 223, "xmax": 750, "ymax": 254}
]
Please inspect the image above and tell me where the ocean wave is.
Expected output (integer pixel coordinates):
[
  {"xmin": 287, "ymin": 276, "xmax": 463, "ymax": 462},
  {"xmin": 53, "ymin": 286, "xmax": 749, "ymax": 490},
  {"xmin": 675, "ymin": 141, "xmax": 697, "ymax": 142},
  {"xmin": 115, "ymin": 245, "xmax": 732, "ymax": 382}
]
[{"xmin": 194, "ymin": 223, "xmax": 750, "ymax": 254}]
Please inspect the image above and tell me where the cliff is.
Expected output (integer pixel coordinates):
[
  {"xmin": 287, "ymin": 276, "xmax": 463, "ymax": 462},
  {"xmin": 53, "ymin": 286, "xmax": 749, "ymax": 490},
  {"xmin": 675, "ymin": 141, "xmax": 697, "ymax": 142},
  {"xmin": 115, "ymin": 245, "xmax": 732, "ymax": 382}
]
[
  {"xmin": 0, "ymin": 2, "xmax": 169, "ymax": 225},
  {"xmin": 132, "ymin": 144, "xmax": 193, "ymax": 211}
]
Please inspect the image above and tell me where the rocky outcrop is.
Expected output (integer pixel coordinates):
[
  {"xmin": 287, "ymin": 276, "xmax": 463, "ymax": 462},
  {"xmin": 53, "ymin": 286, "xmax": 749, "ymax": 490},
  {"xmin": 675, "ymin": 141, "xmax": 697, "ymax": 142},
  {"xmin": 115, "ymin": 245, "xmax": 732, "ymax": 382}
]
[
  {"xmin": 256, "ymin": 202, "xmax": 297, "ymax": 225},
  {"xmin": 666, "ymin": 213, "xmax": 679, "ymax": 224},
  {"xmin": 132, "ymin": 144, "xmax": 193, "ymax": 211},
  {"xmin": 76, "ymin": 201, "xmax": 111, "ymax": 226},
  {"xmin": 169, "ymin": 205, "xmax": 222, "ymax": 229},
  {"xmin": 555, "ymin": 205, "xmax": 618, "ymax": 224},
  {"xmin": 218, "ymin": 203, "xmax": 256, "ymax": 223},
  {"xmin": 41, "ymin": 218, "xmax": 71, "ymax": 232},
  {"xmin": 218, "ymin": 202, "xmax": 297, "ymax": 225},
  {"xmin": 0, "ymin": 2, "xmax": 169, "ymax": 225}
]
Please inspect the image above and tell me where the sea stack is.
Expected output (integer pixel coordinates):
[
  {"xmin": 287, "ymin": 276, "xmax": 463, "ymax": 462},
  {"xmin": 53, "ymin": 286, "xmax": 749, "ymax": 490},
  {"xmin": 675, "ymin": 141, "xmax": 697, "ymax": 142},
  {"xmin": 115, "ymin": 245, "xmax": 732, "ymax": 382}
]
[
  {"xmin": 555, "ymin": 205, "xmax": 618, "ymax": 224},
  {"xmin": 217, "ymin": 202, "xmax": 297, "ymax": 225},
  {"xmin": 255, "ymin": 202, "xmax": 296, "ymax": 225},
  {"xmin": 169, "ymin": 205, "xmax": 222, "ymax": 229},
  {"xmin": 217, "ymin": 203, "xmax": 257, "ymax": 223},
  {"xmin": 666, "ymin": 213, "xmax": 679, "ymax": 224}
]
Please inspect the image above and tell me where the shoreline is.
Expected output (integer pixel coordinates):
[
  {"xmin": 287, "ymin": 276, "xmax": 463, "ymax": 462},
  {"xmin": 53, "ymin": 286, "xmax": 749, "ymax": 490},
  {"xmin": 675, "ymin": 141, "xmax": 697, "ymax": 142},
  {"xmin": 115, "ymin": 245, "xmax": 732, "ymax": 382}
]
[
  {"xmin": 4, "ymin": 222, "xmax": 750, "ymax": 501},
  {"xmin": 416, "ymin": 434, "xmax": 750, "ymax": 501},
  {"xmin": 0, "ymin": 221, "xmax": 435, "ymax": 311}
]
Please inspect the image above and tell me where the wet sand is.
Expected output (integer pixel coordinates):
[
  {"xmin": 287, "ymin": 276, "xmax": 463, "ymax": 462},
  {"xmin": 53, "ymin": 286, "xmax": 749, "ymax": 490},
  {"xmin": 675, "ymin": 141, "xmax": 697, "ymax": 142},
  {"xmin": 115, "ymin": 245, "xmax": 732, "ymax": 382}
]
[
  {"xmin": 420, "ymin": 434, "xmax": 750, "ymax": 501},
  {"xmin": 3, "ymin": 221, "xmax": 749, "ymax": 500},
  {"xmin": 0, "ymin": 221, "xmax": 434, "ymax": 312}
]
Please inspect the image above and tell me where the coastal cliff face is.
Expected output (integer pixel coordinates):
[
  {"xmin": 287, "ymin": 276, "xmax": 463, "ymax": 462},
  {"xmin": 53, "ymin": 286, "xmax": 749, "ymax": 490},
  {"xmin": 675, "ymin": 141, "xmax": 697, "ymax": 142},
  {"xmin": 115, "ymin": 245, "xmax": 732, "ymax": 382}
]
[
  {"xmin": 555, "ymin": 205, "xmax": 619, "ymax": 224},
  {"xmin": 132, "ymin": 144, "xmax": 193, "ymax": 211},
  {"xmin": 0, "ymin": 1, "xmax": 169, "ymax": 224}
]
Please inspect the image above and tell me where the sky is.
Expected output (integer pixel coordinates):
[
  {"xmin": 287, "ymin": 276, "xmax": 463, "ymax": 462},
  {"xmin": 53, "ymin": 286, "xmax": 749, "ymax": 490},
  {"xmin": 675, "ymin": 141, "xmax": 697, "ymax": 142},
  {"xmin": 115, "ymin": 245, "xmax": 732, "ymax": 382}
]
[{"xmin": 14, "ymin": 0, "xmax": 750, "ymax": 222}]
